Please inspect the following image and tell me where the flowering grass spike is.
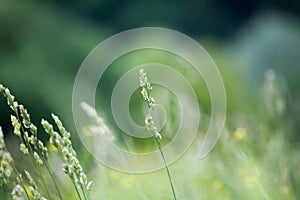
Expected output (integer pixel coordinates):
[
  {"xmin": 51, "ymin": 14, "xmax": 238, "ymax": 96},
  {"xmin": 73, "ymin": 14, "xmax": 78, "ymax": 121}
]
[
  {"xmin": 0, "ymin": 83, "xmax": 93, "ymax": 200},
  {"xmin": 138, "ymin": 69, "xmax": 177, "ymax": 200}
]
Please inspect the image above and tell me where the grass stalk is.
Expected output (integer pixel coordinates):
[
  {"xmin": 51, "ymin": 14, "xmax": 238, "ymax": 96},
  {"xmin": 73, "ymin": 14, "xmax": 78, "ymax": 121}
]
[
  {"xmin": 154, "ymin": 138, "xmax": 177, "ymax": 200},
  {"xmin": 43, "ymin": 158, "xmax": 64, "ymax": 200},
  {"xmin": 71, "ymin": 177, "xmax": 83, "ymax": 200},
  {"xmin": 139, "ymin": 69, "xmax": 177, "ymax": 200}
]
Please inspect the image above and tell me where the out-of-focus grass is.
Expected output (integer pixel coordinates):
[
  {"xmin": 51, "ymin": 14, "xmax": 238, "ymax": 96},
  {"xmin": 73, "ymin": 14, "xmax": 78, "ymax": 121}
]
[
  {"xmin": 85, "ymin": 65, "xmax": 299, "ymax": 199},
  {"xmin": 1, "ymin": 1, "xmax": 299, "ymax": 199},
  {"xmin": 89, "ymin": 80, "xmax": 299, "ymax": 199}
]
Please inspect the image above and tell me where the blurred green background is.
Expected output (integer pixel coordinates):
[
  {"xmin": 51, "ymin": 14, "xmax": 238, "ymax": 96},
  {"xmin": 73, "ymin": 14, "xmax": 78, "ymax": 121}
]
[{"xmin": 0, "ymin": 0, "xmax": 300, "ymax": 199}]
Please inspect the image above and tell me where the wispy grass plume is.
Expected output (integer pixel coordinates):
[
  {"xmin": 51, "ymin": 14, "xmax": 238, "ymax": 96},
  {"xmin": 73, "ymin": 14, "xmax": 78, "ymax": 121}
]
[{"xmin": 138, "ymin": 69, "xmax": 177, "ymax": 200}]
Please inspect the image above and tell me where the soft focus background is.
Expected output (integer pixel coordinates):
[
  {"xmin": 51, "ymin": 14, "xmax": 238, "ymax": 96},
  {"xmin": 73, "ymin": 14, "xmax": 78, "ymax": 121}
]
[{"xmin": 0, "ymin": 0, "xmax": 300, "ymax": 199}]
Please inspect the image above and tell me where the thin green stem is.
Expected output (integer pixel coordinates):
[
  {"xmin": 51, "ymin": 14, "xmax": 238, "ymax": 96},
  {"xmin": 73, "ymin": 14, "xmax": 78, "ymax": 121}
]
[
  {"xmin": 17, "ymin": 174, "xmax": 31, "ymax": 200},
  {"xmin": 71, "ymin": 177, "xmax": 83, "ymax": 200},
  {"xmin": 10, "ymin": 162, "xmax": 30, "ymax": 200},
  {"xmin": 79, "ymin": 181, "xmax": 89, "ymax": 200},
  {"xmin": 43, "ymin": 158, "xmax": 63, "ymax": 200},
  {"xmin": 154, "ymin": 138, "xmax": 177, "ymax": 200},
  {"xmin": 36, "ymin": 166, "xmax": 51, "ymax": 200}
]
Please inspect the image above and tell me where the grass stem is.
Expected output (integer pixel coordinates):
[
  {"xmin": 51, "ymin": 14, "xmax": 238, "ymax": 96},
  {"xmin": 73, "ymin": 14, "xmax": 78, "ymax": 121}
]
[
  {"xmin": 43, "ymin": 158, "xmax": 64, "ymax": 200},
  {"xmin": 155, "ymin": 138, "xmax": 177, "ymax": 200}
]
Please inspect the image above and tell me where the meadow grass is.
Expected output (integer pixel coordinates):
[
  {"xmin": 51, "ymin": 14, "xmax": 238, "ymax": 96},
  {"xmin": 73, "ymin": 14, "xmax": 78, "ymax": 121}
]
[
  {"xmin": 0, "ymin": 68, "xmax": 299, "ymax": 200},
  {"xmin": 0, "ymin": 84, "xmax": 92, "ymax": 200}
]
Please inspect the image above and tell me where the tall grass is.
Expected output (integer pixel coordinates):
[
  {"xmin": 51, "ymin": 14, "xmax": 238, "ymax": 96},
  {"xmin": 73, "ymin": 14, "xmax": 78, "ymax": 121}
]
[
  {"xmin": 0, "ymin": 68, "xmax": 299, "ymax": 200},
  {"xmin": 139, "ymin": 69, "xmax": 177, "ymax": 200},
  {"xmin": 0, "ymin": 84, "xmax": 92, "ymax": 200}
]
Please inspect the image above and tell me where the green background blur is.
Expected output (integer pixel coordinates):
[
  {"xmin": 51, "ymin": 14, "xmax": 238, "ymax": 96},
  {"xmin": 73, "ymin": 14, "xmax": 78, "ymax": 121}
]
[{"xmin": 0, "ymin": 0, "xmax": 300, "ymax": 199}]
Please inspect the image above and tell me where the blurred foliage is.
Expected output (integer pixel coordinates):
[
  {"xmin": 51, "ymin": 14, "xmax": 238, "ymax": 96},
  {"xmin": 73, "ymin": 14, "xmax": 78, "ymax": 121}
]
[
  {"xmin": 0, "ymin": 1, "xmax": 111, "ymax": 134},
  {"xmin": 0, "ymin": 0, "xmax": 300, "ymax": 199}
]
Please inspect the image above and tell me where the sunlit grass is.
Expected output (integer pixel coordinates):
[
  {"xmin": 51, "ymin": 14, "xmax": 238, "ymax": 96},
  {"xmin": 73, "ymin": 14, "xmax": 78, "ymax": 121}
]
[{"xmin": 1, "ymin": 69, "xmax": 299, "ymax": 199}]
